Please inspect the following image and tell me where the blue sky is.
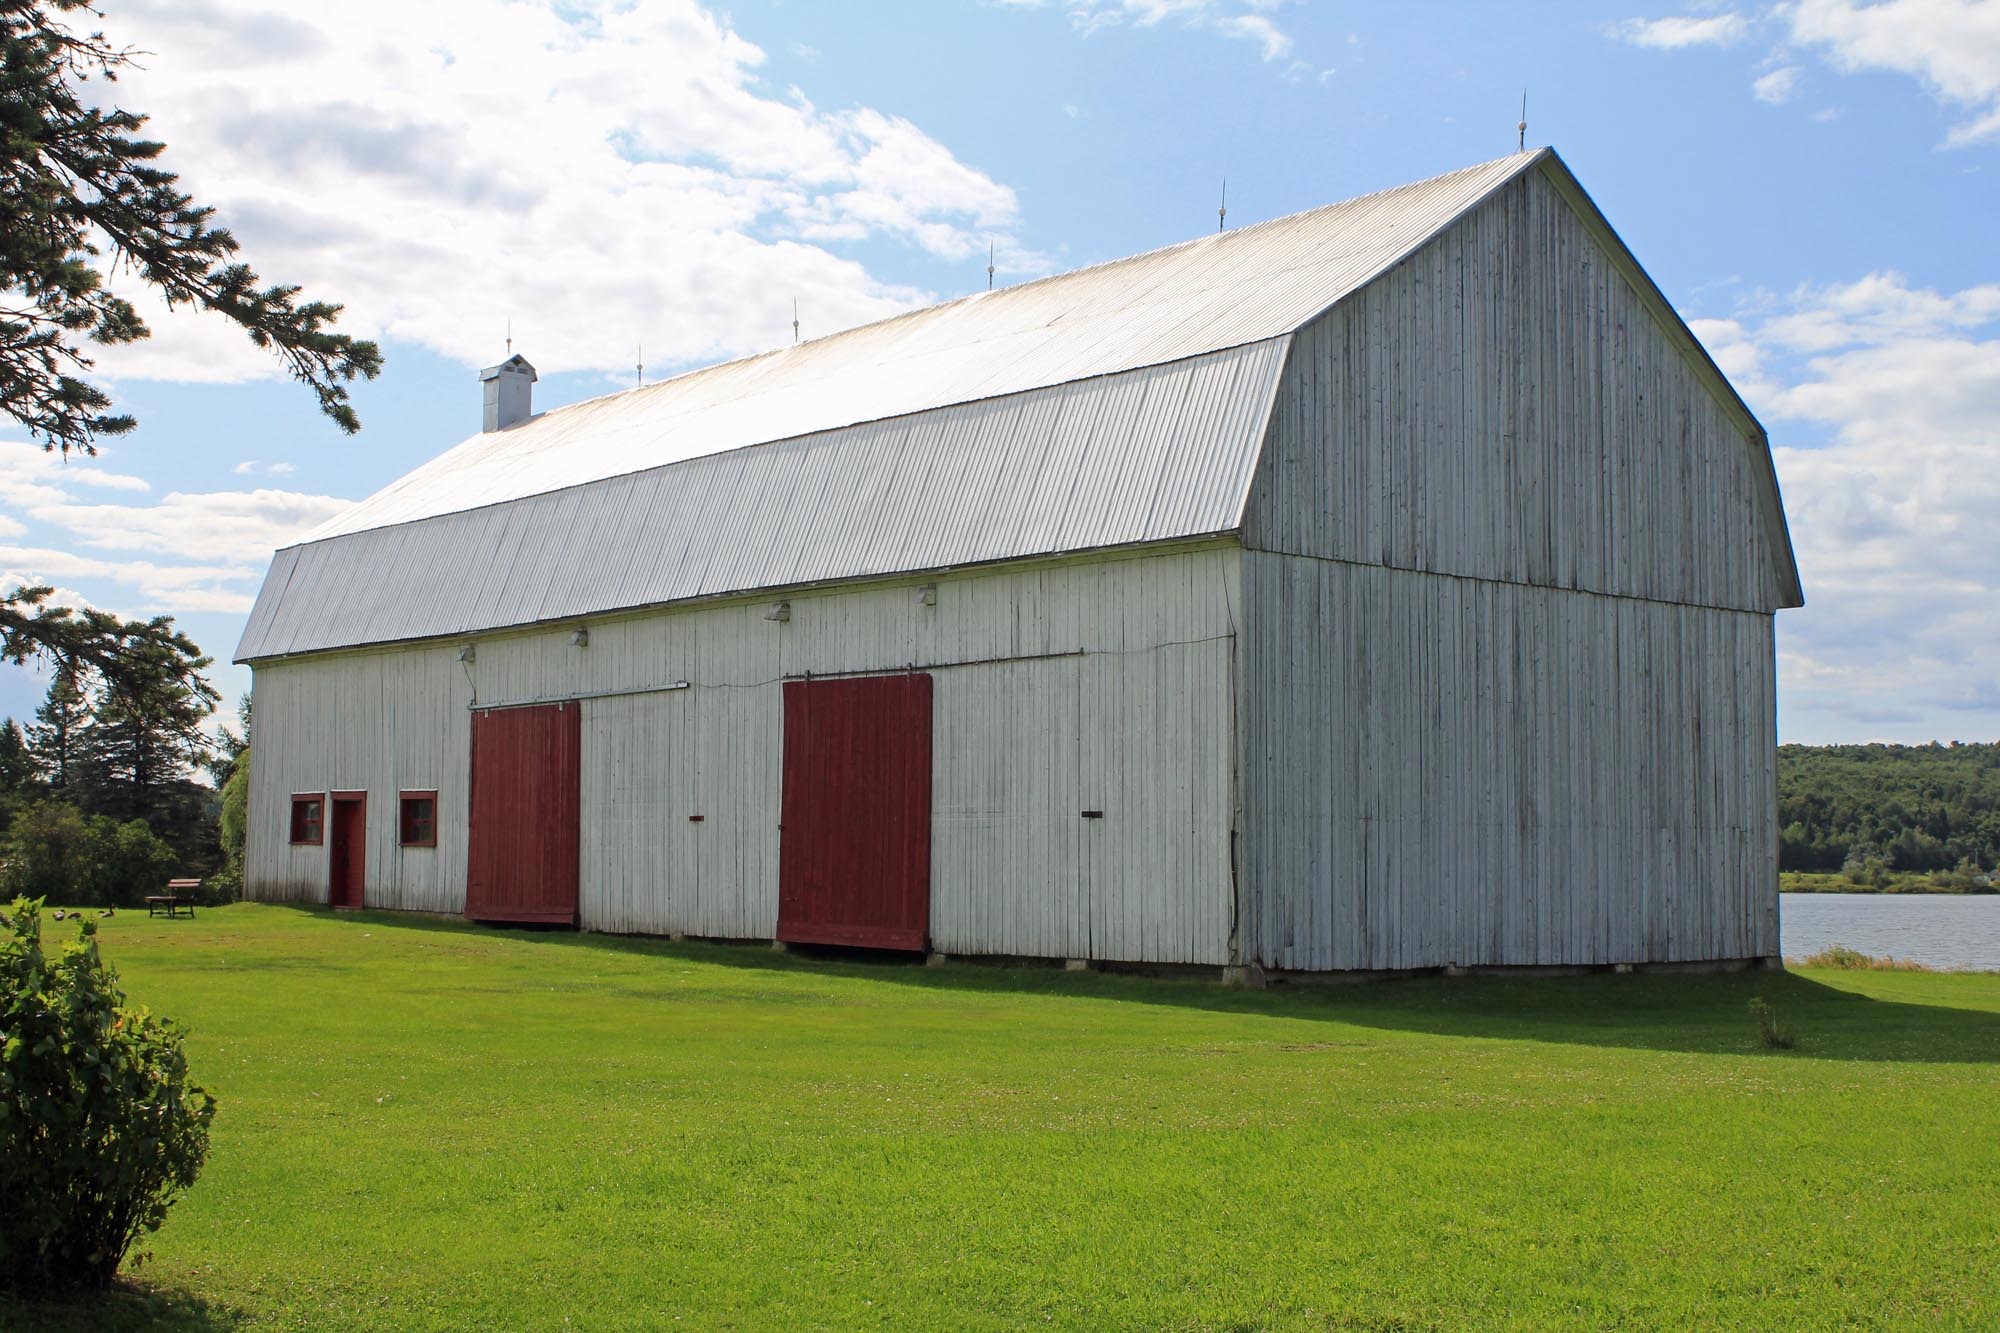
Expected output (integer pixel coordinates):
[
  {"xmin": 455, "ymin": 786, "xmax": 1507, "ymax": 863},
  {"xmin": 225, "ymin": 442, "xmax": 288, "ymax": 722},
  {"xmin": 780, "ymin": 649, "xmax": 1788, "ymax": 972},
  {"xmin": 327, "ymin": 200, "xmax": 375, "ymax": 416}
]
[{"xmin": 1, "ymin": 0, "xmax": 1995, "ymax": 745}]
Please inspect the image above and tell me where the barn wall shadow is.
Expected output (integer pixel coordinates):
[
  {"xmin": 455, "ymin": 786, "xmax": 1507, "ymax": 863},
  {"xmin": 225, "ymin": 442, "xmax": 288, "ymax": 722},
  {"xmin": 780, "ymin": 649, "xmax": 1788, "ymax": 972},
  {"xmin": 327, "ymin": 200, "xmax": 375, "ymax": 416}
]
[{"xmin": 258, "ymin": 903, "xmax": 2000, "ymax": 1066}]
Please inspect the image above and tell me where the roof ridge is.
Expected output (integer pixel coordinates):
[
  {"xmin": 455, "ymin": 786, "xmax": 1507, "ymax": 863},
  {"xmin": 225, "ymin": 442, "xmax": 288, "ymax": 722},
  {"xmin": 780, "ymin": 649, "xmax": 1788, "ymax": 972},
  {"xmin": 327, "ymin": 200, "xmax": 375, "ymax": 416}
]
[{"xmin": 522, "ymin": 150, "xmax": 1544, "ymax": 426}]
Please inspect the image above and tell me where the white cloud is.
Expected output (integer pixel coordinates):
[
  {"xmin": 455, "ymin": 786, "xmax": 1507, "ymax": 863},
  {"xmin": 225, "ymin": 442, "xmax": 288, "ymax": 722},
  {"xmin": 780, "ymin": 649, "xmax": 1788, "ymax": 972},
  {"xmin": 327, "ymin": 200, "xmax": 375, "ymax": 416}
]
[
  {"xmin": 1695, "ymin": 274, "xmax": 2000, "ymax": 738},
  {"xmin": 0, "ymin": 437, "xmax": 346, "ymax": 617},
  {"xmin": 1754, "ymin": 64, "xmax": 1802, "ymax": 103},
  {"xmin": 1216, "ymin": 13, "xmax": 1292, "ymax": 61},
  {"xmin": 0, "ymin": 441, "xmax": 151, "ymax": 509},
  {"xmin": 1609, "ymin": 13, "xmax": 1750, "ymax": 49},
  {"xmin": 87, "ymin": 0, "xmax": 1031, "ymax": 382},
  {"xmin": 1788, "ymin": 0, "xmax": 2000, "ymax": 144},
  {"xmin": 1616, "ymin": 1, "xmax": 2000, "ymax": 144},
  {"xmin": 0, "ymin": 546, "xmax": 259, "ymax": 614},
  {"xmin": 998, "ymin": 0, "xmax": 1300, "ymax": 61},
  {"xmin": 26, "ymin": 488, "xmax": 351, "ymax": 567}
]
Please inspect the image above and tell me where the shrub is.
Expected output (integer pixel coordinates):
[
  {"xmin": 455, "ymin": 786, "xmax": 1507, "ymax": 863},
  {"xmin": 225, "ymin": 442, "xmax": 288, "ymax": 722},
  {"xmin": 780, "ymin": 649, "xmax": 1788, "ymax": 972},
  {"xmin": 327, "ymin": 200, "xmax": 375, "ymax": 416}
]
[
  {"xmin": 0, "ymin": 804, "xmax": 181, "ymax": 908},
  {"xmin": 0, "ymin": 898, "xmax": 216, "ymax": 1293},
  {"xmin": 1749, "ymin": 997, "xmax": 1794, "ymax": 1050},
  {"xmin": 1796, "ymin": 945, "xmax": 1932, "ymax": 972},
  {"xmin": 1, "ymin": 800, "xmax": 89, "ymax": 901},
  {"xmin": 80, "ymin": 817, "xmax": 180, "ymax": 909}
]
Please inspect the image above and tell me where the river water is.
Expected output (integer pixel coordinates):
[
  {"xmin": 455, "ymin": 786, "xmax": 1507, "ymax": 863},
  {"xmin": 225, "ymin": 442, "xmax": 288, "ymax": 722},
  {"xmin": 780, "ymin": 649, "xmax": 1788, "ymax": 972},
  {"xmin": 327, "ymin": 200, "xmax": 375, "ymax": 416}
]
[{"xmin": 1780, "ymin": 893, "xmax": 2000, "ymax": 971}]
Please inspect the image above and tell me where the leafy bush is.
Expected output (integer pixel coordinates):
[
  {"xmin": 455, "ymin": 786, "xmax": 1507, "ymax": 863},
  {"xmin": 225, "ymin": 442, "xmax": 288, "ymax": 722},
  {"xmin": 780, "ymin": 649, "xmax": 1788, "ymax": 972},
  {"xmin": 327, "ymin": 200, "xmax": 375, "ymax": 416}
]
[
  {"xmin": 2, "ymin": 800, "xmax": 89, "ymax": 901},
  {"xmin": 207, "ymin": 750, "xmax": 249, "ymax": 906},
  {"xmin": 0, "ymin": 801, "xmax": 179, "ymax": 907},
  {"xmin": 0, "ymin": 898, "xmax": 216, "ymax": 1292}
]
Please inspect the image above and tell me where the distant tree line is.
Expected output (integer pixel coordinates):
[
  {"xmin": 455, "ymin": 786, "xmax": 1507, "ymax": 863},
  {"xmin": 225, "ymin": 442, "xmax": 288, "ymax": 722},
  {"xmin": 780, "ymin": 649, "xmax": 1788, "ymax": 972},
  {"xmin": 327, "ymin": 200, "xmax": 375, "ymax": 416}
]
[
  {"xmin": 1778, "ymin": 742, "xmax": 2000, "ymax": 883},
  {"xmin": 0, "ymin": 596, "xmax": 245, "ymax": 906}
]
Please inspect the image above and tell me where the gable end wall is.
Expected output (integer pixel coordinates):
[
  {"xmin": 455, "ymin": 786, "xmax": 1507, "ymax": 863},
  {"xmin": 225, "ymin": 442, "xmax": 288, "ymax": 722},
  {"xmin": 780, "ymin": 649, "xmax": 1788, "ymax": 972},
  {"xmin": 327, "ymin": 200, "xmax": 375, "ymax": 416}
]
[{"xmin": 1235, "ymin": 166, "xmax": 1782, "ymax": 970}]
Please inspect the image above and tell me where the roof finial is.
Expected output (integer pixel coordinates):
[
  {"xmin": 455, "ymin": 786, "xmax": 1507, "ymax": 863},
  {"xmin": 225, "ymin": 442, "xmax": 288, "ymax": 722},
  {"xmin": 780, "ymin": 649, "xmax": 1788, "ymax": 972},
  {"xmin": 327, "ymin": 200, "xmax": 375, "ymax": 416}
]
[
  {"xmin": 1218, "ymin": 178, "xmax": 1227, "ymax": 233},
  {"xmin": 505, "ymin": 317, "xmax": 512, "ymax": 357},
  {"xmin": 1518, "ymin": 91, "xmax": 1528, "ymax": 153},
  {"xmin": 636, "ymin": 342, "xmax": 643, "ymax": 388},
  {"xmin": 987, "ymin": 240, "xmax": 995, "ymax": 291},
  {"xmin": 792, "ymin": 297, "xmax": 800, "ymax": 345}
]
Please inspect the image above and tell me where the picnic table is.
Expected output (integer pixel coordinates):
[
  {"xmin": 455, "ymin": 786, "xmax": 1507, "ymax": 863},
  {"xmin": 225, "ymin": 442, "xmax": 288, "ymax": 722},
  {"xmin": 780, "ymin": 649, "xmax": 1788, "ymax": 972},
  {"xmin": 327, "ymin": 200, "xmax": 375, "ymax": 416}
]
[{"xmin": 146, "ymin": 879, "xmax": 201, "ymax": 918}]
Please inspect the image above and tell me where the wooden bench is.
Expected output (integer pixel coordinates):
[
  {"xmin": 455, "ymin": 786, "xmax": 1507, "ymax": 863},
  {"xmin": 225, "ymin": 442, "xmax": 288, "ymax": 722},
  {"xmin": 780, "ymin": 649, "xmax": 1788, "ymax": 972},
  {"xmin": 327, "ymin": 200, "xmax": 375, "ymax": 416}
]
[{"xmin": 146, "ymin": 879, "xmax": 201, "ymax": 919}]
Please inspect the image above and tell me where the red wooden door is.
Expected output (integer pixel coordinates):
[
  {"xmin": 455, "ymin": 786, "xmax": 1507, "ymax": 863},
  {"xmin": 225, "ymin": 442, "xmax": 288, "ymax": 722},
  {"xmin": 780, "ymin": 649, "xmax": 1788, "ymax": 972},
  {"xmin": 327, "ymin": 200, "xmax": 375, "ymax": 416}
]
[
  {"xmin": 778, "ymin": 674, "xmax": 933, "ymax": 951},
  {"xmin": 328, "ymin": 792, "xmax": 366, "ymax": 909},
  {"xmin": 467, "ymin": 702, "xmax": 582, "ymax": 925}
]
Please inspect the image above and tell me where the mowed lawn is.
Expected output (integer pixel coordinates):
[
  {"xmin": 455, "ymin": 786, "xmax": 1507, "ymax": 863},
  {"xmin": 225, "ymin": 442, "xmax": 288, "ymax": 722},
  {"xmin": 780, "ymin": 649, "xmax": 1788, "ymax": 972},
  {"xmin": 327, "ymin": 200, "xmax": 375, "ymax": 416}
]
[{"xmin": 7, "ymin": 906, "xmax": 1999, "ymax": 1332}]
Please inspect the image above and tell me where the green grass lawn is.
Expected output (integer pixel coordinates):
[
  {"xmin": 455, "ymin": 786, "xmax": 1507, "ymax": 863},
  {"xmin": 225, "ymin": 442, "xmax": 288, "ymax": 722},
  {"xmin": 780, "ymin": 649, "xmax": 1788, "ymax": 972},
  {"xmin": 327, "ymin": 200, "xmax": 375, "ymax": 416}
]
[{"xmin": 6, "ymin": 904, "xmax": 1999, "ymax": 1332}]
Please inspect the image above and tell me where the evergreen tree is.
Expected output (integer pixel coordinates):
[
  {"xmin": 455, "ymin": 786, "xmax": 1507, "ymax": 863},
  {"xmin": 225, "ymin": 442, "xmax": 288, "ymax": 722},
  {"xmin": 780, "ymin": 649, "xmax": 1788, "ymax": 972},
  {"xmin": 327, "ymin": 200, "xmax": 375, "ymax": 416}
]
[
  {"xmin": 75, "ymin": 621, "xmax": 215, "ymax": 847},
  {"xmin": 0, "ymin": 1, "xmax": 381, "ymax": 456},
  {"xmin": 26, "ymin": 663, "xmax": 89, "ymax": 792},
  {"xmin": 18, "ymin": 616, "xmax": 219, "ymax": 870},
  {"xmin": 0, "ymin": 718, "xmax": 31, "ymax": 793},
  {"xmin": 1, "ymin": 3, "xmax": 383, "ymax": 681}
]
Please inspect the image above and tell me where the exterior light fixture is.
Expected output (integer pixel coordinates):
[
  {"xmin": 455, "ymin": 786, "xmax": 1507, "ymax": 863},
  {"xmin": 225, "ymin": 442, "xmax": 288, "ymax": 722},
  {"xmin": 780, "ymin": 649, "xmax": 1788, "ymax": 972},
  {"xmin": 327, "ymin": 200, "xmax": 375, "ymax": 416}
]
[
  {"xmin": 914, "ymin": 583, "xmax": 938, "ymax": 607},
  {"xmin": 570, "ymin": 626, "xmax": 590, "ymax": 647},
  {"xmin": 457, "ymin": 644, "xmax": 477, "ymax": 664},
  {"xmin": 765, "ymin": 601, "xmax": 791, "ymax": 623}
]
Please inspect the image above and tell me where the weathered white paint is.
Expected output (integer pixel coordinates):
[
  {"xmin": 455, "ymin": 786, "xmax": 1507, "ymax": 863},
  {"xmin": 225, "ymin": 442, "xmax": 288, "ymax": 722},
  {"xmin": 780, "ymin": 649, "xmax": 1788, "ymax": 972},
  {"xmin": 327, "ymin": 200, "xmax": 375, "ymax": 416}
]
[
  {"xmin": 1228, "ymin": 164, "xmax": 1787, "ymax": 970},
  {"xmin": 249, "ymin": 543, "xmax": 1241, "ymax": 962},
  {"xmin": 479, "ymin": 354, "xmax": 536, "ymax": 433},
  {"xmin": 246, "ymin": 148, "xmax": 1797, "ymax": 973},
  {"xmin": 930, "ymin": 636, "xmax": 1235, "ymax": 965},
  {"xmin": 1236, "ymin": 552, "xmax": 1778, "ymax": 970},
  {"xmin": 1242, "ymin": 168, "xmax": 1792, "ymax": 615},
  {"xmin": 248, "ymin": 646, "xmax": 471, "ymax": 910}
]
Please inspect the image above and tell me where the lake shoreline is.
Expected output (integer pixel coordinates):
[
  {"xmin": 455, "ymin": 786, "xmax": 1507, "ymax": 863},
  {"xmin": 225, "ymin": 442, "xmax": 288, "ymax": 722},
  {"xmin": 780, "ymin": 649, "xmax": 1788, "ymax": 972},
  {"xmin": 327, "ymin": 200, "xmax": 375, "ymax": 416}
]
[
  {"xmin": 1781, "ymin": 891, "xmax": 2000, "ymax": 972},
  {"xmin": 1781, "ymin": 871, "xmax": 1997, "ymax": 896}
]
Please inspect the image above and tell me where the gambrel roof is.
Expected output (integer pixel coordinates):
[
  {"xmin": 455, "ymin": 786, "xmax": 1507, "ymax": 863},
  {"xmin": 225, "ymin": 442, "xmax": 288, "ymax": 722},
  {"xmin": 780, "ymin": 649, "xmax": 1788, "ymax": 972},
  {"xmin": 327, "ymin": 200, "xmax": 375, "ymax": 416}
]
[{"xmin": 237, "ymin": 149, "xmax": 1798, "ymax": 662}]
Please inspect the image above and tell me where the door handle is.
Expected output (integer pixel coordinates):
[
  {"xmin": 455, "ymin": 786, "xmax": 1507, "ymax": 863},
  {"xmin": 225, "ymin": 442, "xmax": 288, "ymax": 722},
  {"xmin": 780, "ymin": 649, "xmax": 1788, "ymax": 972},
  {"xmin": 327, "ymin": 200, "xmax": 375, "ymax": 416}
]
[{"xmin": 1080, "ymin": 810, "xmax": 1104, "ymax": 819}]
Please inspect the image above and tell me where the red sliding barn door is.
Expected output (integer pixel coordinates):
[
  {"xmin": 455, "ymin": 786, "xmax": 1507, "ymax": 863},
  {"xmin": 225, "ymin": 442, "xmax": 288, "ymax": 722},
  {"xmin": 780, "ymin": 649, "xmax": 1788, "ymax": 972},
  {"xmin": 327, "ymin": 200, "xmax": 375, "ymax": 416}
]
[
  {"xmin": 778, "ymin": 674, "xmax": 933, "ymax": 951},
  {"xmin": 467, "ymin": 702, "xmax": 581, "ymax": 925}
]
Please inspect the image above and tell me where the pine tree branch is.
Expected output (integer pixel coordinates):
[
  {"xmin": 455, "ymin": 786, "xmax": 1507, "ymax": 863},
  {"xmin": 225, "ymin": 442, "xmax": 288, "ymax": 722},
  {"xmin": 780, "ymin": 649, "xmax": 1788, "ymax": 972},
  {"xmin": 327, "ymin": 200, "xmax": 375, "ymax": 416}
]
[{"xmin": 0, "ymin": 1, "xmax": 382, "ymax": 452}]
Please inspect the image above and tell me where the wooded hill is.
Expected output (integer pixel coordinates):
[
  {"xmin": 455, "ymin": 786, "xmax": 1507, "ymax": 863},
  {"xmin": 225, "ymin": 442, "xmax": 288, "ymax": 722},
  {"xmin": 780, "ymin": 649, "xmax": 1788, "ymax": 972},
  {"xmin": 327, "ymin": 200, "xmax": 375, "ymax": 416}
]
[{"xmin": 1778, "ymin": 741, "xmax": 2000, "ymax": 878}]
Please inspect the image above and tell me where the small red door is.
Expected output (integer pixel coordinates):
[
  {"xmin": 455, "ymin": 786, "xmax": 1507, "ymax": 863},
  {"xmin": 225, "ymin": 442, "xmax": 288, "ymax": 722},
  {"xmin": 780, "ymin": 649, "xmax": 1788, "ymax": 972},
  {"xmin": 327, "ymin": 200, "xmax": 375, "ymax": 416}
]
[
  {"xmin": 778, "ymin": 674, "xmax": 932, "ymax": 951},
  {"xmin": 328, "ymin": 791, "xmax": 366, "ymax": 909},
  {"xmin": 467, "ymin": 702, "xmax": 582, "ymax": 925}
]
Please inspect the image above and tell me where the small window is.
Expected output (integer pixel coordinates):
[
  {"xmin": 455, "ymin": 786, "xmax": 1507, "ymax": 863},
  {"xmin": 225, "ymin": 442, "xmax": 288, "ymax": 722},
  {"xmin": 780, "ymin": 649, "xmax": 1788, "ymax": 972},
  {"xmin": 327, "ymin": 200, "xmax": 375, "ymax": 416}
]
[
  {"xmin": 289, "ymin": 795, "xmax": 324, "ymax": 845},
  {"xmin": 399, "ymin": 791, "xmax": 438, "ymax": 847}
]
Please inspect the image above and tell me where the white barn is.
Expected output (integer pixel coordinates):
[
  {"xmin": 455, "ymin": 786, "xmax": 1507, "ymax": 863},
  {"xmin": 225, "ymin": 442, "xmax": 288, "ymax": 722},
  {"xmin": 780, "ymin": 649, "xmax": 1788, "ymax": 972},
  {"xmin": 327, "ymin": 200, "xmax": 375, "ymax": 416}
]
[{"xmin": 237, "ymin": 148, "xmax": 1802, "ymax": 975}]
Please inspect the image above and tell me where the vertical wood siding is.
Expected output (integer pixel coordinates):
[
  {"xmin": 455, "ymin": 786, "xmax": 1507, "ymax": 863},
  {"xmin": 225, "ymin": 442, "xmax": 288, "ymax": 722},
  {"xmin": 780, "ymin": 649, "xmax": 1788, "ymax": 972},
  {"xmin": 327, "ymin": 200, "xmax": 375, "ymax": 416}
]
[
  {"xmin": 246, "ymin": 649, "xmax": 471, "ymax": 911},
  {"xmin": 1237, "ymin": 552, "xmax": 1778, "ymax": 971},
  {"xmin": 1242, "ymin": 169, "xmax": 1786, "ymax": 615},
  {"xmin": 929, "ymin": 637, "xmax": 1235, "ymax": 966},
  {"xmin": 248, "ymin": 543, "xmax": 1241, "ymax": 964},
  {"xmin": 1235, "ymin": 165, "xmax": 1786, "ymax": 970}
]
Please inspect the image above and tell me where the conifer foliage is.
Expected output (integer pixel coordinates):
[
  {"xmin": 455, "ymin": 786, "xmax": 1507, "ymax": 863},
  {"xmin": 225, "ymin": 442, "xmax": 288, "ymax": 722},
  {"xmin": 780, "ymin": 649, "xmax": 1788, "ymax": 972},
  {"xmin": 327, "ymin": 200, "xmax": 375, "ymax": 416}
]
[{"xmin": 0, "ymin": 0, "xmax": 382, "ymax": 454}]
